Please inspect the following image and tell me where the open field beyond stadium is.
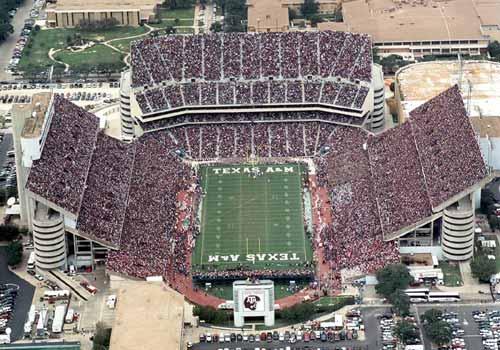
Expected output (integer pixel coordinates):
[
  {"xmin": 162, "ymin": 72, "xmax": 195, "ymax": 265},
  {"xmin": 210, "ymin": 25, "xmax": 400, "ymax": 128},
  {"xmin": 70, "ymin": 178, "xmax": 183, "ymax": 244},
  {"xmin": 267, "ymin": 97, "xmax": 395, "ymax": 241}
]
[{"xmin": 192, "ymin": 163, "xmax": 312, "ymax": 272}]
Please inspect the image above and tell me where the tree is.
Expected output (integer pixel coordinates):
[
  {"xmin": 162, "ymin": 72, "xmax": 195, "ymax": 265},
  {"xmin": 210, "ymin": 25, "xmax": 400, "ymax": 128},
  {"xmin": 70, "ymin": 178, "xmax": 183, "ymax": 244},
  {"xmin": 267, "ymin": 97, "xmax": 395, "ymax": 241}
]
[
  {"xmin": 470, "ymin": 254, "xmax": 496, "ymax": 282},
  {"xmin": 0, "ymin": 224, "xmax": 20, "ymax": 241},
  {"xmin": 166, "ymin": 0, "xmax": 195, "ymax": 10},
  {"xmin": 389, "ymin": 290, "xmax": 410, "ymax": 316},
  {"xmin": 280, "ymin": 302, "xmax": 316, "ymax": 323},
  {"xmin": 92, "ymin": 322, "xmax": 112, "ymax": 350},
  {"xmin": 309, "ymin": 14, "xmax": 322, "ymax": 26},
  {"xmin": 300, "ymin": 0, "xmax": 319, "ymax": 20},
  {"xmin": 375, "ymin": 264, "xmax": 413, "ymax": 298},
  {"xmin": 480, "ymin": 188, "xmax": 496, "ymax": 214},
  {"xmin": 210, "ymin": 22, "xmax": 222, "ymax": 32},
  {"xmin": 488, "ymin": 41, "xmax": 500, "ymax": 58},
  {"xmin": 394, "ymin": 320, "xmax": 419, "ymax": 345},
  {"xmin": 421, "ymin": 308, "xmax": 442, "ymax": 325},
  {"xmin": 193, "ymin": 305, "xmax": 228, "ymax": 324},
  {"xmin": 489, "ymin": 215, "xmax": 499, "ymax": 231},
  {"xmin": 288, "ymin": 8, "xmax": 298, "ymax": 21},
  {"xmin": 425, "ymin": 320, "xmax": 452, "ymax": 346},
  {"xmin": 164, "ymin": 25, "xmax": 177, "ymax": 34},
  {"xmin": 6, "ymin": 241, "xmax": 22, "ymax": 266},
  {"xmin": 223, "ymin": 0, "xmax": 246, "ymax": 32}
]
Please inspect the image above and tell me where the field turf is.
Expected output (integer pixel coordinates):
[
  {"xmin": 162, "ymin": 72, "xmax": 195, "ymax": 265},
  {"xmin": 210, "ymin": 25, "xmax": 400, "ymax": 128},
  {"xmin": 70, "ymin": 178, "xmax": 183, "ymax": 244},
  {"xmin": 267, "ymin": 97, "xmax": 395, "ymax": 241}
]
[{"xmin": 192, "ymin": 163, "xmax": 312, "ymax": 271}]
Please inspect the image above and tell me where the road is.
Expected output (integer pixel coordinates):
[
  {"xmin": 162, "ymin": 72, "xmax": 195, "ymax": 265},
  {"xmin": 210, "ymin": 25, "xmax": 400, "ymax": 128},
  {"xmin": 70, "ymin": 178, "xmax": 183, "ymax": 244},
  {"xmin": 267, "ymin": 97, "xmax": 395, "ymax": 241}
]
[
  {"xmin": 204, "ymin": 2, "xmax": 215, "ymax": 33},
  {"xmin": 0, "ymin": 0, "xmax": 33, "ymax": 81},
  {"xmin": 0, "ymin": 247, "xmax": 35, "ymax": 341},
  {"xmin": 0, "ymin": 132, "xmax": 13, "ymax": 169}
]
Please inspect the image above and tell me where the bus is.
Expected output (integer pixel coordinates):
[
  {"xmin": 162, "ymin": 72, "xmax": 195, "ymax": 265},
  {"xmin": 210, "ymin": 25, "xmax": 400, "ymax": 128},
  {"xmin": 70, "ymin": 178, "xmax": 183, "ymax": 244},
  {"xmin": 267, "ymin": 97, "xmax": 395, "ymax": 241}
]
[
  {"xmin": 27, "ymin": 252, "xmax": 35, "ymax": 271},
  {"xmin": 428, "ymin": 292, "xmax": 460, "ymax": 303},
  {"xmin": 406, "ymin": 292, "xmax": 428, "ymax": 303}
]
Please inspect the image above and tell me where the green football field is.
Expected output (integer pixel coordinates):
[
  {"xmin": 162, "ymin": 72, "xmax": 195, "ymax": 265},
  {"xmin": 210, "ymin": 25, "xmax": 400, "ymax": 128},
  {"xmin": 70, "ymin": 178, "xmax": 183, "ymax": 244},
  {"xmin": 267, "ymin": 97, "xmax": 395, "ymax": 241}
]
[{"xmin": 192, "ymin": 163, "xmax": 312, "ymax": 271}]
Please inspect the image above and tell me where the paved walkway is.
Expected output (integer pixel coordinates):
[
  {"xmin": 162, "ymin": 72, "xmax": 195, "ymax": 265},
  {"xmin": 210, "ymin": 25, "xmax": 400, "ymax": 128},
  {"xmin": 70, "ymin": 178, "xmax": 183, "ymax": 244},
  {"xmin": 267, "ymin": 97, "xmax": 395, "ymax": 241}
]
[{"xmin": 48, "ymin": 48, "xmax": 69, "ymax": 72}]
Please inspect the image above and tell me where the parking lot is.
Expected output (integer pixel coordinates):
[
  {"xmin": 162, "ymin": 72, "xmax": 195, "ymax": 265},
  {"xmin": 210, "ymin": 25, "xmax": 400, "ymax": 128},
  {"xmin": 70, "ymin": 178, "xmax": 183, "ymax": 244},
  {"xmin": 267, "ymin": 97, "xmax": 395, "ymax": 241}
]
[
  {"xmin": 415, "ymin": 304, "xmax": 500, "ymax": 350},
  {"xmin": 190, "ymin": 308, "xmax": 374, "ymax": 350},
  {"xmin": 4, "ymin": 0, "xmax": 45, "ymax": 76},
  {"xmin": 0, "ymin": 247, "xmax": 35, "ymax": 341}
]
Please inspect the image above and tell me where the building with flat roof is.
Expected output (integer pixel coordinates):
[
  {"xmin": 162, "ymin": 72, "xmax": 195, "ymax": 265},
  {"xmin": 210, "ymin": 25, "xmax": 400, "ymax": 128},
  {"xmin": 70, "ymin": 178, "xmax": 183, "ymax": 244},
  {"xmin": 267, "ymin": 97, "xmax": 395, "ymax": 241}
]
[
  {"xmin": 318, "ymin": 0, "xmax": 491, "ymax": 60},
  {"xmin": 109, "ymin": 281, "xmax": 185, "ymax": 350},
  {"xmin": 46, "ymin": 0, "xmax": 162, "ymax": 28},
  {"xmin": 281, "ymin": 0, "xmax": 338, "ymax": 14},
  {"xmin": 247, "ymin": 0, "xmax": 289, "ymax": 32}
]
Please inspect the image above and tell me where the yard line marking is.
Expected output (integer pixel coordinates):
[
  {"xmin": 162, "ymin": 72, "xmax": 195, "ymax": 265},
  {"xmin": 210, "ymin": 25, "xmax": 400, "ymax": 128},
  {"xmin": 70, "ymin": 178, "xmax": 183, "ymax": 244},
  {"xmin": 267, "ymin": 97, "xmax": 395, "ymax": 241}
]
[
  {"xmin": 246, "ymin": 237, "xmax": 249, "ymax": 255},
  {"xmin": 258, "ymin": 238, "xmax": 261, "ymax": 253},
  {"xmin": 298, "ymin": 163, "xmax": 308, "ymax": 261},
  {"xmin": 200, "ymin": 166, "xmax": 209, "ymax": 265}
]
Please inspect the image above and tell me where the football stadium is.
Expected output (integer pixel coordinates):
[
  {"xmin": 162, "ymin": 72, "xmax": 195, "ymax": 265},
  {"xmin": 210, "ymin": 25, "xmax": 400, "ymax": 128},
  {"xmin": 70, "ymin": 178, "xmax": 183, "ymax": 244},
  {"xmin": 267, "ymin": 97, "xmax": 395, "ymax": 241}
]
[
  {"xmin": 16, "ymin": 31, "xmax": 490, "ymax": 306},
  {"xmin": 192, "ymin": 163, "xmax": 313, "ymax": 279}
]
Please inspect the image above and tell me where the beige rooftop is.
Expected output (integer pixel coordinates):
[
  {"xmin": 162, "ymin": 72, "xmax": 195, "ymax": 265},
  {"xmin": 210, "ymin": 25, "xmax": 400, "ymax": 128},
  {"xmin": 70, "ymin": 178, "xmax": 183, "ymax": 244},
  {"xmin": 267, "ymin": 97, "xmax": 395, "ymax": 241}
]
[
  {"xmin": 247, "ymin": 0, "xmax": 289, "ymax": 32},
  {"xmin": 319, "ymin": 0, "xmax": 485, "ymax": 42},
  {"xmin": 19, "ymin": 92, "xmax": 52, "ymax": 139},
  {"xmin": 471, "ymin": 117, "xmax": 500, "ymax": 138},
  {"xmin": 396, "ymin": 61, "xmax": 500, "ymax": 119},
  {"xmin": 46, "ymin": 0, "xmax": 161, "ymax": 11},
  {"xmin": 109, "ymin": 281, "xmax": 184, "ymax": 350},
  {"xmin": 475, "ymin": 0, "xmax": 500, "ymax": 26}
]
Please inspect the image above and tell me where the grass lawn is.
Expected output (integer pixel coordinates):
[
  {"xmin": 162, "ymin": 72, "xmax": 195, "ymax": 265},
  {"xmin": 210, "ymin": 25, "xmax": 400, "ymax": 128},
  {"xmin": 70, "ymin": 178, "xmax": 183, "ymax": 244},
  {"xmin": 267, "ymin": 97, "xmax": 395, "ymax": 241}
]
[
  {"xmin": 200, "ymin": 281, "xmax": 308, "ymax": 300},
  {"xmin": 439, "ymin": 261, "xmax": 463, "ymax": 287},
  {"xmin": 192, "ymin": 163, "xmax": 312, "ymax": 272},
  {"xmin": 177, "ymin": 27, "xmax": 195, "ymax": 34},
  {"xmin": 163, "ymin": 18, "xmax": 194, "ymax": 26},
  {"xmin": 111, "ymin": 38, "xmax": 140, "ymax": 53},
  {"xmin": 18, "ymin": 27, "xmax": 146, "ymax": 72},
  {"xmin": 159, "ymin": 7, "xmax": 195, "ymax": 19},
  {"xmin": 313, "ymin": 295, "xmax": 354, "ymax": 307},
  {"xmin": 54, "ymin": 45, "xmax": 125, "ymax": 69}
]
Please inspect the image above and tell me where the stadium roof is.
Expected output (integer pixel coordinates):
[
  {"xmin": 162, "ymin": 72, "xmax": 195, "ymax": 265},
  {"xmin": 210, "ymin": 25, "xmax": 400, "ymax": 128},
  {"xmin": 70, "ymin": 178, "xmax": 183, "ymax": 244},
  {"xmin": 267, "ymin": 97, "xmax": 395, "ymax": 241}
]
[
  {"xmin": 129, "ymin": 31, "xmax": 373, "ymax": 117},
  {"xmin": 25, "ymin": 86, "xmax": 487, "ymax": 273},
  {"xmin": 109, "ymin": 281, "xmax": 184, "ymax": 350}
]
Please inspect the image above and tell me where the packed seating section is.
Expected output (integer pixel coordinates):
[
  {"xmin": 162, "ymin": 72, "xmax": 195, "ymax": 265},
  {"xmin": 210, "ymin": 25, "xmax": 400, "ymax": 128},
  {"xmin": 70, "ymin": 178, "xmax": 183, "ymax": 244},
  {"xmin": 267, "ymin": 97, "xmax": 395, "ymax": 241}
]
[
  {"xmin": 26, "ymin": 85, "xmax": 486, "ymax": 286},
  {"xmin": 134, "ymin": 79, "xmax": 370, "ymax": 114},
  {"xmin": 130, "ymin": 31, "xmax": 372, "ymax": 113}
]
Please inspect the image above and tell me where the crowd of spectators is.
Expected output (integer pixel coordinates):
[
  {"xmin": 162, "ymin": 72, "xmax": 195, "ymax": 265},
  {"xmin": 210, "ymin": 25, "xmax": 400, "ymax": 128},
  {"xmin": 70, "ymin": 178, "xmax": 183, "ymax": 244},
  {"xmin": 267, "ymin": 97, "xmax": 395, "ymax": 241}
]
[
  {"xmin": 140, "ymin": 111, "xmax": 364, "ymax": 133},
  {"xmin": 367, "ymin": 122, "xmax": 432, "ymax": 235},
  {"xmin": 315, "ymin": 126, "xmax": 400, "ymax": 281},
  {"xmin": 135, "ymin": 79, "xmax": 368, "ymax": 114},
  {"xmin": 77, "ymin": 133, "xmax": 136, "ymax": 247},
  {"xmin": 106, "ymin": 132, "xmax": 196, "ymax": 278},
  {"xmin": 408, "ymin": 85, "xmax": 487, "ymax": 208},
  {"xmin": 130, "ymin": 31, "xmax": 372, "ymax": 88},
  {"xmin": 26, "ymin": 85, "xmax": 488, "ymax": 292},
  {"xmin": 27, "ymin": 95, "xmax": 99, "ymax": 214},
  {"xmin": 192, "ymin": 265, "xmax": 315, "ymax": 281}
]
